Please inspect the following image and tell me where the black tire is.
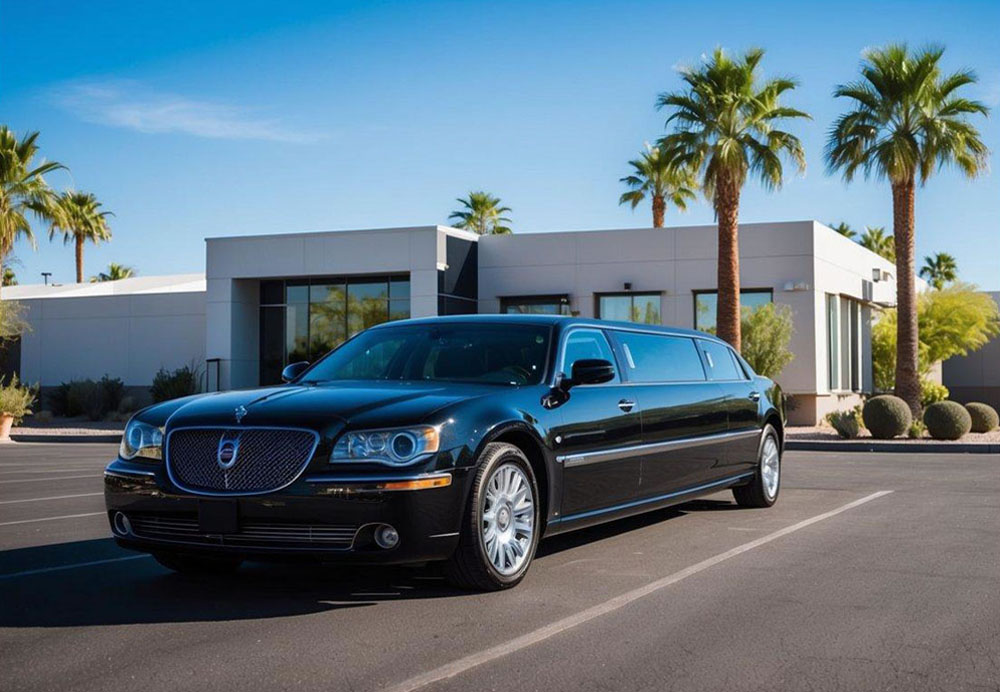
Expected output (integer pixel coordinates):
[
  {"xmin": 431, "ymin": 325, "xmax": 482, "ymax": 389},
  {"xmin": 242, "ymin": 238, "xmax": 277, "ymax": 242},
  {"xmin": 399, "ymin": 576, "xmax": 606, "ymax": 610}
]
[
  {"xmin": 733, "ymin": 424, "xmax": 781, "ymax": 509},
  {"xmin": 153, "ymin": 552, "xmax": 243, "ymax": 575},
  {"xmin": 445, "ymin": 443, "xmax": 541, "ymax": 591}
]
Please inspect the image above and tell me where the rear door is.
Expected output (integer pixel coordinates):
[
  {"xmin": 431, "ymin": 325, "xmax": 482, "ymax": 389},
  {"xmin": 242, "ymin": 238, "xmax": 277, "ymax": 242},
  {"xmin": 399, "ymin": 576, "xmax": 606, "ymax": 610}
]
[
  {"xmin": 608, "ymin": 330, "xmax": 729, "ymax": 497},
  {"xmin": 697, "ymin": 338, "xmax": 761, "ymax": 476}
]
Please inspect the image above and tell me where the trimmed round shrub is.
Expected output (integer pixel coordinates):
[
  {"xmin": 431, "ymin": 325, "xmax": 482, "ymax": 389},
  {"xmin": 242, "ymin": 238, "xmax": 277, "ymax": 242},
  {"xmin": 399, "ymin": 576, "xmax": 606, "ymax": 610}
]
[
  {"xmin": 966, "ymin": 402, "xmax": 999, "ymax": 433},
  {"xmin": 923, "ymin": 401, "xmax": 972, "ymax": 441},
  {"xmin": 862, "ymin": 395, "xmax": 912, "ymax": 439}
]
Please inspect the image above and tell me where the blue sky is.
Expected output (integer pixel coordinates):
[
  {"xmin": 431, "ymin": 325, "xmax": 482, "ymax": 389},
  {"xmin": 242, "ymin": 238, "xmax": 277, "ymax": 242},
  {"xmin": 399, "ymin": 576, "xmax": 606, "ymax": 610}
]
[{"xmin": 3, "ymin": 0, "xmax": 998, "ymax": 288}]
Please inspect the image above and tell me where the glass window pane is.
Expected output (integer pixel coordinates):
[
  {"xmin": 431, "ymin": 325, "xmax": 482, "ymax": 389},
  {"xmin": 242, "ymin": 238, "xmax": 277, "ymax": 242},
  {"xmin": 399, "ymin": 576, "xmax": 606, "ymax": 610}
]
[
  {"xmin": 286, "ymin": 303, "xmax": 310, "ymax": 364},
  {"xmin": 259, "ymin": 306, "xmax": 284, "ymax": 384},
  {"xmin": 700, "ymin": 340, "xmax": 743, "ymax": 381},
  {"xmin": 631, "ymin": 294, "xmax": 661, "ymax": 324},
  {"xmin": 560, "ymin": 329, "xmax": 618, "ymax": 382},
  {"xmin": 286, "ymin": 282, "xmax": 309, "ymax": 305},
  {"xmin": 615, "ymin": 332, "xmax": 706, "ymax": 382},
  {"xmin": 741, "ymin": 291, "xmax": 772, "ymax": 314},
  {"xmin": 827, "ymin": 294, "xmax": 839, "ymax": 389},
  {"xmin": 390, "ymin": 279, "xmax": 410, "ymax": 300},
  {"xmin": 598, "ymin": 295, "xmax": 632, "ymax": 322},
  {"xmin": 389, "ymin": 299, "xmax": 410, "ymax": 322},
  {"xmin": 348, "ymin": 282, "xmax": 389, "ymax": 336},
  {"xmin": 260, "ymin": 280, "xmax": 283, "ymax": 306},
  {"xmin": 695, "ymin": 293, "xmax": 717, "ymax": 331}
]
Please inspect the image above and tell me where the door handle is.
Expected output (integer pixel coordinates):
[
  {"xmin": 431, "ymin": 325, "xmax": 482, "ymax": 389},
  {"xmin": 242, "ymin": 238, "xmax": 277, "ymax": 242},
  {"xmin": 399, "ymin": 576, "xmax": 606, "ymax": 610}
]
[
  {"xmin": 618, "ymin": 399, "xmax": 636, "ymax": 413},
  {"xmin": 748, "ymin": 391, "xmax": 761, "ymax": 402}
]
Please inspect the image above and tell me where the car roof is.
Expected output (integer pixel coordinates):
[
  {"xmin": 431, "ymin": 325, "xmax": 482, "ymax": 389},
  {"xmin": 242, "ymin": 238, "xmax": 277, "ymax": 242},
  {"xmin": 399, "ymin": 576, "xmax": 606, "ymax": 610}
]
[{"xmin": 371, "ymin": 314, "xmax": 723, "ymax": 343}]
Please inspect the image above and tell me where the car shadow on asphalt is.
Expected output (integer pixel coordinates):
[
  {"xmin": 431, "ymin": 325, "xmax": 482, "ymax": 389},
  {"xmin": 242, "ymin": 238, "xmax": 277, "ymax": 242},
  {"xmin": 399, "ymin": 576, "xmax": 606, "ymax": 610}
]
[{"xmin": 0, "ymin": 498, "xmax": 739, "ymax": 628}]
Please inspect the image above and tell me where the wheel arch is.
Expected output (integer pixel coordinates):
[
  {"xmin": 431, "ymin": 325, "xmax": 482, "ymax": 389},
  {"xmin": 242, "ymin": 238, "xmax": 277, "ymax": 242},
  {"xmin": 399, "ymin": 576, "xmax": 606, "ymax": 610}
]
[{"xmin": 476, "ymin": 422, "xmax": 554, "ymax": 532}]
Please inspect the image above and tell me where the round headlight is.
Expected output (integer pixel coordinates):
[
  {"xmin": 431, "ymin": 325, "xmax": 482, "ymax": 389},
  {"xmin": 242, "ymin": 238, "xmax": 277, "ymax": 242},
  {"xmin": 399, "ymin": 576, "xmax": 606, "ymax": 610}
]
[{"xmin": 390, "ymin": 432, "xmax": 417, "ymax": 460}]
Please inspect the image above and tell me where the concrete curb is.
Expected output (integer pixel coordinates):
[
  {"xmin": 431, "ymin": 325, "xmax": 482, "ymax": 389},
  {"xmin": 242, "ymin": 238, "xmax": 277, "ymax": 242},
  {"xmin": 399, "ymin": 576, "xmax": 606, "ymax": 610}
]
[
  {"xmin": 8, "ymin": 434, "xmax": 121, "ymax": 444},
  {"xmin": 786, "ymin": 440, "xmax": 1000, "ymax": 454}
]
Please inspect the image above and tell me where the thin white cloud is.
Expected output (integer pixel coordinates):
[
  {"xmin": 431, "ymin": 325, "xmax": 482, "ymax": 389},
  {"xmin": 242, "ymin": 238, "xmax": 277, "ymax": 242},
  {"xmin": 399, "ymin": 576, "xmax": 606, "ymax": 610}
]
[{"xmin": 51, "ymin": 80, "xmax": 323, "ymax": 143}]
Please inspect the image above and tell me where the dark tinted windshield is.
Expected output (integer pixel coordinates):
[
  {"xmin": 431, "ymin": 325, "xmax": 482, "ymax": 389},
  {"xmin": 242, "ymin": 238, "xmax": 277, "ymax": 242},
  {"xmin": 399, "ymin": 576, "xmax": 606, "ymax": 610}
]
[{"xmin": 299, "ymin": 323, "xmax": 551, "ymax": 385}]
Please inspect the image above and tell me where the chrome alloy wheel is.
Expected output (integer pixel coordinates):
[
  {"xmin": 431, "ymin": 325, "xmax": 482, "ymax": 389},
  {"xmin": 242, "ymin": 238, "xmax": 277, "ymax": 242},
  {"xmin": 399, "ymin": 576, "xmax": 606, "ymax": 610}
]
[
  {"xmin": 481, "ymin": 462, "xmax": 535, "ymax": 576},
  {"xmin": 760, "ymin": 435, "xmax": 780, "ymax": 500}
]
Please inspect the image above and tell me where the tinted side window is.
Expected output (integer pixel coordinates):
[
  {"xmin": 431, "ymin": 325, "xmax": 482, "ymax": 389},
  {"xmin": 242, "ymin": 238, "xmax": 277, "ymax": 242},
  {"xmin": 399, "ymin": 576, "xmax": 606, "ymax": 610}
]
[
  {"xmin": 700, "ymin": 340, "xmax": 743, "ymax": 381},
  {"xmin": 615, "ymin": 332, "xmax": 705, "ymax": 383},
  {"xmin": 561, "ymin": 329, "xmax": 619, "ymax": 383}
]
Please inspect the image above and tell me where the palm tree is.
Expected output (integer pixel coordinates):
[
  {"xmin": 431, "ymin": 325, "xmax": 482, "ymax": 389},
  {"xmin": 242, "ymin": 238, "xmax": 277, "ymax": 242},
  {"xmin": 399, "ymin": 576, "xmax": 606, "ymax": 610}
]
[
  {"xmin": 48, "ymin": 191, "xmax": 113, "ymax": 283},
  {"xmin": 448, "ymin": 191, "xmax": 512, "ymax": 235},
  {"xmin": 1, "ymin": 266, "xmax": 16, "ymax": 286},
  {"xmin": 91, "ymin": 262, "xmax": 135, "ymax": 282},
  {"xmin": 657, "ymin": 48, "xmax": 809, "ymax": 350},
  {"xmin": 826, "ymin": 44, "xmax": 989, "ymax": 414},
  {"xmin": 829, "ymin": 221, "xmax": 855, "ymax": 239},
  {"xmin": 858, "ymin": 226, "xmax": 895, "ymax": 262},
  {"xmin": 920, "ymin": 252, "xmax": 958, "ymax": 290},
  {"xmin": 0, "ymin": 126, "xmax": 63, "ymax": 263},
  {"xmin": 619, "ymin": 144, "xmax": 698, "ymax": 227}
]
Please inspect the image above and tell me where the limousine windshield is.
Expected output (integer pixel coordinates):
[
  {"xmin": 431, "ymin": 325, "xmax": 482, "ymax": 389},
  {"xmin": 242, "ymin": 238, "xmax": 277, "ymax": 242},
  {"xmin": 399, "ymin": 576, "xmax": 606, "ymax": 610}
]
[{"xmin": 299, "ymin": 323, "xmax": 551, "ymax": 386}]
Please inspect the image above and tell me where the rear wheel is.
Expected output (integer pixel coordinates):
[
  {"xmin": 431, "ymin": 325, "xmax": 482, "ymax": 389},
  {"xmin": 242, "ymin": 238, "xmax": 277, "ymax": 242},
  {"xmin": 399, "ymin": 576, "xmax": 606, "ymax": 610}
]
[
  {"xmin": 733, "ymin": 424, "xmax": 781, "ymax": 508},
  {"xmin": 446, "ymin": 443, "xmax": 540, "ymax": 591},
  {"xmin": 153, "ymin": 552, "xmax": 243, "ymax": 575}
]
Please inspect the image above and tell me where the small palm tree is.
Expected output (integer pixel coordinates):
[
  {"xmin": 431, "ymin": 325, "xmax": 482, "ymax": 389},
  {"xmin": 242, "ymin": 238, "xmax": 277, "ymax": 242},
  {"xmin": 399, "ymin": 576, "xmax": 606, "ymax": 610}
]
[
  {"xmin": 919, "ymin": 252, "xmax": 958, "ymax": 290},
  {"xmin": 829, "ymin": 221, "xmax": 855, "ymax": 239},
  {"xmin": 826, "ymin": 44, "xmax": 989, "ymax": 414},
  {"xmin": 448, "ymin": 191, "xmax": 512, "ymax": 235},
  {"xmin": 0, "ymin": 126, "xmax": 63, "ymax": 263},
  {"xmin": 657, "ymin": 48, "xmax": 809, "ymax": 350},
  {"xmin": 858, "ymin": 226, "xmax": 895, "ymax": 262},
  {"xmin": 1, "ymin": 266, "xmax": 16, "ymax": 286},
  {"xmin": 619, "ymin": 144, "xmax": 698, "ymax": 227},
  {"xmin": 49, "ymin": 191, "xmax": 113, "ymax": 283},
  {"xmin": 91, "ymin": 262, "xmax": 135, "ymax": 282}
]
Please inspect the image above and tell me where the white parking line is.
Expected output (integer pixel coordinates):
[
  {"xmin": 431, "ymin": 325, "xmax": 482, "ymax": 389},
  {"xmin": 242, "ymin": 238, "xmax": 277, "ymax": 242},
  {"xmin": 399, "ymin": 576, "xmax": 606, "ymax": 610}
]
[
  {"xmin": 0, "ymin": 555, "xmax": 150, "ymax": 581},
  {"xmin": 0, "ymin": 469, "xmax": 101, "ymax": 475},
  {"xmin": 0, "ymin": 512, "xmax": 104, "ymax": 527},
  {"xmin": 0, "ymin": 475, "xmax": 97, "ymax": 484},
  {"xmin": 385, "ymin": 490, "xmax": 894, "ymax": 692},
  {"xmin": 0, "ymin": 492, "xmax": 102, "ymax": 505}
]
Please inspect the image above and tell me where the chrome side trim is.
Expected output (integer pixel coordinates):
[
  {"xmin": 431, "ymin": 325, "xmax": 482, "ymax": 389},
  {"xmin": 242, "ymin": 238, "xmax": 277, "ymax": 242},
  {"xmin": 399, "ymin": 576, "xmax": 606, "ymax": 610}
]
[
  {"xmin": 558, "ymin": 429, "xmax": 761, "ymax": 469},
  {"xmin": 104, "ymin": 466, "xmax": 157, "ymax": 478},
  {"xmin": 558, "ymin": 472, "xmax": 755, "ymax": 522}
]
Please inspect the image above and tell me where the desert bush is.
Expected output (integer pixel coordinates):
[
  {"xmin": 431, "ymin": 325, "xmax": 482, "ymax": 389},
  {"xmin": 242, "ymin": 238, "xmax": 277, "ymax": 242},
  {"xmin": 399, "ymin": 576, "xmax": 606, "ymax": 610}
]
[
  {"xmin": 100, "ymin": 375, "xmax": 125, "ymax": 413},
  {"xmin": 923, "ymin": 401, "xmax": 972, "ymax": 440},
  {"xmin": 118, "ymin": 395, "xmax": 139, "ymax": 414},
  {"xmin": 965, "ymin": 402, "xmax": 999, "ymax": 433},
  {"xmin": 862, "ymin": 395, "xmax": 912, "ymax": 439},
  {"xmin": 151, "ymin": 363, "xmax": 202, "ymax": 403},
  {"xmin": 67, "ymin": 380, "xmax": 108, "ymax": 421},
  {"xmin": 0, "ymin": 375, "xmax": 37, "ymax": 423},
  {"xmin": 33, "ymin": 410, "xmax": 54, "ymax": 424},
  {"xmin": 907, "ymin": 420, "xmax": 926, "ymax": 439},
  {"xmin": 825, "ymin": 406, "xmax": 862, "ymax": 439},
  {"xmin": 920, "ymin": 380, "xmax": 949, "ymax": 407}
]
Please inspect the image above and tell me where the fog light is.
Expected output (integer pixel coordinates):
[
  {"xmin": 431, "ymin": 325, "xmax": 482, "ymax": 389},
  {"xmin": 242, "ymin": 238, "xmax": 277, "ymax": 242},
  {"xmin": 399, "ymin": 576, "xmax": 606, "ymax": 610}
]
[
  {"xmin": 112, "ymin": 512, "xmax": 132, "ymax": 536},
  {"xmin": 374, "ymin": 524, "xmax": 399, "ymax": 549}
]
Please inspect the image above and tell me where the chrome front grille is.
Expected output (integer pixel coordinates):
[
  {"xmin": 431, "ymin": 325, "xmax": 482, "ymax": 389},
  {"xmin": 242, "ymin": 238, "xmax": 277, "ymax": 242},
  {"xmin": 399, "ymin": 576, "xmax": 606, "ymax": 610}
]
[
  {"xmin": 166, "ymin": 427, "xmax": 319, "ymax": 495},
  {"xmin": 128, "ymin": 513, "xmax": 358, "ymax": 548}
]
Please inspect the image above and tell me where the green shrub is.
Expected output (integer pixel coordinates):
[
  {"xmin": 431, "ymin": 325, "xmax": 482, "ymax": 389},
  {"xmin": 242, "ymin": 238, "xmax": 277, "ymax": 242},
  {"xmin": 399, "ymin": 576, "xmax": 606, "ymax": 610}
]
[
  {"xmin": 739, "ymin": 303, "xmax": 795, "ymax": 379},
  {"xmin": 862, "ymin": 395, "xmax": 912, "ymax": 439},
  {"xmin": 923, "ymin": 401, "xmax": 972, "ymax": 440},
  {"xmin": 908, "ymin": 420, "xmax": 926, "ymax": 439},
  {"xmin": 965, "ymin": 402, "xmax": 999, "ymax": 433},
  {"xmin": 151, "ymin": 364, "xmax": 202, "ymax": 403},
  {"xmin": 920, "ymin": 380, "xmax": 949, "ymax": 407},
  {"xmin": 100, "ymin": 375, "xmax": 125, "ymax": 413},
  {"xmin": 67, "ymin": 380, "xmax": 108, "ymax": 421},
  {"xmin": 0, "ymin": 375, "xmax": 37, "ymax": 423},
  {"xmin": 825, "ymin": 407, "xmax": 862, "ymax": 439},
  {"xmin": 47, "ymin": 382, "xmax": 73, "ymax": 416}
]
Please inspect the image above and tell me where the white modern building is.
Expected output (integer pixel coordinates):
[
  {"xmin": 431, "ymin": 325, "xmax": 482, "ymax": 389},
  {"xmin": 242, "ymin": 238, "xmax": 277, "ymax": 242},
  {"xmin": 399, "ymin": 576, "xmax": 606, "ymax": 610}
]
[{"xmin": 1, "ymin": 221, "xmax": 905, "ymax": 424}]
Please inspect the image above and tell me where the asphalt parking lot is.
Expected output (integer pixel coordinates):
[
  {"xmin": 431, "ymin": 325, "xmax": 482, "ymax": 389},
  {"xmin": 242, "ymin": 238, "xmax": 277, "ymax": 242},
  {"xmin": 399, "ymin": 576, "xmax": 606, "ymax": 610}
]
[{"xmin": 1, "ymin": 443, "xmax": 998, "ymax": 692}]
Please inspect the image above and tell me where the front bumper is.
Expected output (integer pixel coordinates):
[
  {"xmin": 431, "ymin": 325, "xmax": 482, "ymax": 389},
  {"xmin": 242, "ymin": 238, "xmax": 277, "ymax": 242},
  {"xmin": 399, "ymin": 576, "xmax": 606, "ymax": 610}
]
[{"xmin": 104, "ymin": 458, "xmax": 473, "ymax": 564}]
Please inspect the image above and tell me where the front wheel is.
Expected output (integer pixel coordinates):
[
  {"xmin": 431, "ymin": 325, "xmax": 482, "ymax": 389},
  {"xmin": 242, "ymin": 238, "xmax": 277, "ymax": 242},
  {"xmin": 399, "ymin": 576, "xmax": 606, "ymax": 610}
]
[
  {"xmin": 446, "ymin": 443, "xmax": 540, "ymax": 591},
  {"xmin": 733, "ymin": 424, "xmax": 781, "ymax": 508}
]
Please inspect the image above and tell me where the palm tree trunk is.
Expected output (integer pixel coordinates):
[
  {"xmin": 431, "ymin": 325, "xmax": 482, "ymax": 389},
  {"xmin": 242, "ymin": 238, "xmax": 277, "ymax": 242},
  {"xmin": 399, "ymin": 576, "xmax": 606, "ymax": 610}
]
[
  {"xmin": 715, "ymin": 172, "xmax": 742, "ymax": 350},
  {"xmin": 892, "ymin": 178, "xmax": 920, "ymax": 416},
  {"xmin": 652, "ymin": 194, "xmax": 665, "ymax": 228},
  {"xmin": 74, "ymin": 234, "xmax": 84, "ymax": 283}
]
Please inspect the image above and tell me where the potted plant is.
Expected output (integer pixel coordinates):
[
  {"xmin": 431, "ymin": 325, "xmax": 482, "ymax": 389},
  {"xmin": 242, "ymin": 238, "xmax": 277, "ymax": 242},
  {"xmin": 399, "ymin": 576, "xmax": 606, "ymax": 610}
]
[{"xmin": 0, "ymin": 375, "xmax": 36, "ymax": 442}]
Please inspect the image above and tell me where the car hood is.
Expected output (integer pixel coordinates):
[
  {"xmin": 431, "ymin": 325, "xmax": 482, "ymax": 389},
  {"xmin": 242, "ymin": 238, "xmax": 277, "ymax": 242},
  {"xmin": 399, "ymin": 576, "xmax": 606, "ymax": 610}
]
[{"xmin": 162, "ymin": 380, "xmax": 502, "ymax": 432}]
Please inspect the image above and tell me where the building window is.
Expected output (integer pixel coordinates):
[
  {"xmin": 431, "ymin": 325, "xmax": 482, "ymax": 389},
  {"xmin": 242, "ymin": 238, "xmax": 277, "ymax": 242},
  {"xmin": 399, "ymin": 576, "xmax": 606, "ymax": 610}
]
[
  {"xmin": 501, "ymin": 295, "xmax": 571, "ymax": 315},
  {"xmin": 826, "ymin": 294, "xmax": 863, "ymax": 392},
  {"xmin": 693, "ymin": 289, "xmax": 773, "ymax": 333},
  {"xmin": 259, "ymin": 275, "xmax": 410, "ymax": 385},
  {"xmin": 596, "ymin": 293, "xmax": 661, "ymax": 325},
  {"xmin": 826, "ymin": 294, "xmax": 839, "ymax": 390}
]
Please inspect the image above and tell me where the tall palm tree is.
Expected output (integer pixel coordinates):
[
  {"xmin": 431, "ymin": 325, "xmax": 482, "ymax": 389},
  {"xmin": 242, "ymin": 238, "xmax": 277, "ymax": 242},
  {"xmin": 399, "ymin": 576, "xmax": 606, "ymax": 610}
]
[
  {"xmin": 48, "ymin": 191, "xmax": 113, "ymax": 283},
  {"xmin": 0, "ymin": 126, "xmax": 63, "ymax": 263},
  {"xmin": 858, "ymin": 225, "xmax": 895, "ymax": 262},
  {"xmin": 619, "ymin": 144, "xmax": 698, "ymax": 227},
  {"xmin": 657, "ymin": 48, "xmax": 809, "ymax": 350},
  {"xmin": 91, "ymin": 262, "xmax": 135, "ymax": 282},
  {"xmin": 919, "ymin": 252, "xmax": 958, "ymax": 290},
  {"xmin": 826, "ymin": 44, "xmax": 989, "ymax": 414},
  {"xmin": 829, "ymin": 221, "xmax": 856, "ymax": 239},
  {"xmin": 448, "ymin": 191, "xmax": 512, "ymax": 235}
]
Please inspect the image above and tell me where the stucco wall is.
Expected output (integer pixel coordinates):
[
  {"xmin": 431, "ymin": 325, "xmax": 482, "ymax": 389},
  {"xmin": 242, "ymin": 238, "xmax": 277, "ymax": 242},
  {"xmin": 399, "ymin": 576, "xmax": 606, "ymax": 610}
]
[{"xmin": 943, "ymin": 292, "xmax": 1000, "ymax": 409}]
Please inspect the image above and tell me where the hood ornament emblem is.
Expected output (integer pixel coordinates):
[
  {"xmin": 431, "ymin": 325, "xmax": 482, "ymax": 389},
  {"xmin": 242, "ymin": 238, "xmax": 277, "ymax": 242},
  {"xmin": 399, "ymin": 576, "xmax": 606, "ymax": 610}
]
[
  {"xmin": 217, "ymin": 431, "xmax": 241, "ymax": 470},
  {"xmin": 234, "ymin": 405, "xmax": 248, "ymax": 424}
]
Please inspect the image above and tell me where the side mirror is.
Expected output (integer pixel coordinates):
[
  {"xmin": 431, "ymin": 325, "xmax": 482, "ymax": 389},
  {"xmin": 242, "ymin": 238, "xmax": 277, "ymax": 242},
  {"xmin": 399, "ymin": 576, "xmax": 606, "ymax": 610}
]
[
  {"xmin": 281, "ymin": 361, "xmax": 310, "ymax": 383},
  {"xmin": 566, "ymin": 359, "xmax": 616, "ymax": 388}
]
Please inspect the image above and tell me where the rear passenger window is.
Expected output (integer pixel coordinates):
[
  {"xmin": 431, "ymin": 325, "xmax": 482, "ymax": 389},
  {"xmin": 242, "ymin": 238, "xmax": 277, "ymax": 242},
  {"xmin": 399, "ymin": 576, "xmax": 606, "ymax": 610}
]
[
  {"xmin": 700, "ymin": 340, "xmax": 744, "ymax": 381},
  {"xmin": 561, "ymin": 329, "xmax": 619, "ymax": 383},
  {"xmin": 614, "ymin": 332, "xmax": 705, "ymax": 382}
]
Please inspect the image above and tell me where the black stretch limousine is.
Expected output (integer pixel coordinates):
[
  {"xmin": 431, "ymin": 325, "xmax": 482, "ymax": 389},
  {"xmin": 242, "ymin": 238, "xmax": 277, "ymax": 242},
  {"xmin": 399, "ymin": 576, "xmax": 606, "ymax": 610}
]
[{"xmin": 105, "ymin": 315, "xmax": 784, "ymax": 590}]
